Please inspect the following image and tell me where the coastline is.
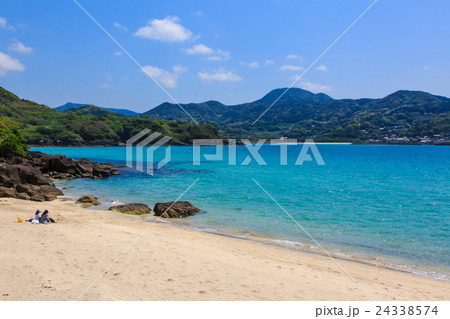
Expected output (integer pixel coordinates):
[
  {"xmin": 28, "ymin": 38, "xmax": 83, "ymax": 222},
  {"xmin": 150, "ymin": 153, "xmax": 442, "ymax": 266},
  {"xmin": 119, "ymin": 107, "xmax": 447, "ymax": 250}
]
[
  {"xmin": 0, "ymin": 197, "xmax": 449, "ymax": 301},
  {"xmin": 161, "ymin": 219, "xmax": 450, "ymax": 282},
  {"xmin": 29, "ymin": 142, "xmax": 447, "ymax": 148},
  {"xmin": 56, "ymin": 183, "xmax": 450, "ymax": 282}
]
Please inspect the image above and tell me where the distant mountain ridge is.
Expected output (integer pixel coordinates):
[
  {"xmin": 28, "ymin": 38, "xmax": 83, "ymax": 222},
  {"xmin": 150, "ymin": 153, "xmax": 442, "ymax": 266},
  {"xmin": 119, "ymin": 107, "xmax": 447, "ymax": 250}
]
[
  {"xmin": 0, "ymin": 86, "xmax": 223, "ymax": 146},
  {"xmin": 143, "ymin": 88, "xmax": 450, "ymax": 141},
  {"xmin": 24, "ymin": 86, "xmax": 450, "ymax": 142},
  {"xmin": 56, "ymin": 102, "xmax": 141, "ymax": 116},
  {"xmin": 256, "ymin": 88, "xmax": 334, "ymax": 103},
  {"xmin": 56, "ymin": 88, "xmax": 334, "ymax": 118}
]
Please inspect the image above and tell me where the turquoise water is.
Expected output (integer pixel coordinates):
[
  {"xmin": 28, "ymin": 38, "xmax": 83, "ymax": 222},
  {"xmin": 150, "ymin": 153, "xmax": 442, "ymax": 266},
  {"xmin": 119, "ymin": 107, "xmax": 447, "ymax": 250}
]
[{"xmin": 31, "ymin": 145, "xmax": 450, "ymax": 278}]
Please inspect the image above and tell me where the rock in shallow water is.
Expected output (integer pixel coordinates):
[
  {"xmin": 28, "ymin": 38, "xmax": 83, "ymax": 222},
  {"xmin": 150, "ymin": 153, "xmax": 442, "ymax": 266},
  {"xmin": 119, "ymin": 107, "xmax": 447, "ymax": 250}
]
[
  {"xmin": 108, "ymin": 203, "xmax": 151, "ymax": 215},
  {"xmin": 153, "ymin": 201, "xmax": 201, "ymax": 218},
  {"xmin": 76, "ymin": 195, "xmax": 100, "ymax": 206}
]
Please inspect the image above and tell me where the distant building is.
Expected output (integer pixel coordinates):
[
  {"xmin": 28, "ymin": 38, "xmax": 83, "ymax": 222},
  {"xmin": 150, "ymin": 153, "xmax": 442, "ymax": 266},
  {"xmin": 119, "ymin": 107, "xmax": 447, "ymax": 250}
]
[{"xmin": 420, "ymin": 138, "xmax": 432, "ymax": 144}]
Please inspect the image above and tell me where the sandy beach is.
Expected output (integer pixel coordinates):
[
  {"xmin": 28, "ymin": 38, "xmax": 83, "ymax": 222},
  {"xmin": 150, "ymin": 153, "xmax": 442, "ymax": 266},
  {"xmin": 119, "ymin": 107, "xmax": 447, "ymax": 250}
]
[{"xmin": 0, "ymin": 198, "xmax": 449, "ymax": 301}]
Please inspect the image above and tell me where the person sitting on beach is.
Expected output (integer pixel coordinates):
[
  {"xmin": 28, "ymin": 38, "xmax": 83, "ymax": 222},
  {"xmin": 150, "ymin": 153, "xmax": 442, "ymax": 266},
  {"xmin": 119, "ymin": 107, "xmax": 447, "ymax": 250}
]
[
  {"xmin": 27, "ymin": 210, "xmax": 41, "ymax": 223},
  {"xmin": 35, "ymin": 210, "xmax": 41, "ymax": 222},
  {"xmin": 40, "ymin": 210, "xmax": 55, "ymax": 224}
]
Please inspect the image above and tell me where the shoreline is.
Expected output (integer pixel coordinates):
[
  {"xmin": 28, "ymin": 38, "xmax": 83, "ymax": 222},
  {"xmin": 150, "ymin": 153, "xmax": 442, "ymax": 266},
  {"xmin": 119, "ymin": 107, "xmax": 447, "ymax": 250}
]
[
  {"xmin": 148, "ymin": 216, "xmax": 450, "ymax": 282},
  {"xmin": 56, "ymin": 185, "xmax": 450, "ymax": 283},
  {"xmin": 1, "ymin": 198, "xmax": 449, "ymax": 300},
  {"xmin": 29, "ymin": 142, "xmax": 445, "ymax": 148}
]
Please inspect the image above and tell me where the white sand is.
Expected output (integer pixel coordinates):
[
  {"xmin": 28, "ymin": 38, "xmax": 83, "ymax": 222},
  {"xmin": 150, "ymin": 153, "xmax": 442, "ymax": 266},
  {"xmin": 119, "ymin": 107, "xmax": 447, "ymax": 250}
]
[{"xmin": 0, "ymin": 198, "xmax": 448, "ymax": 301}]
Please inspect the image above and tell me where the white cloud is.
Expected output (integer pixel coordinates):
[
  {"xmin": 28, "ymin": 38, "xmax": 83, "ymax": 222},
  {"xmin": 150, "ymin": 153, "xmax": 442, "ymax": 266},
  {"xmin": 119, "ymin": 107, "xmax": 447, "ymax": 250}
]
[
  {"xmin": 172, "ymin": 65, "xmax": 188, "ymax": 73},
  {"xmin": 134, "ymin": 16, "xmax": 193, "ymax": 42},
  {"xmin": 286, "ymin": 54, "xmax": 300, "ymax": 59},
  {"xmin": 0, "ymin": 17, "xmax": 15, "ymax": 30},
  {"xmin": 0, "ymin": 52, "xmax": 25, "ymax": 76},
  {"xmin": 114, "ymin": 51, "xmax": 123, "ymax": 56},
  {"xmin": 206, "ymin": 49, "xmax": 230, "ymax": 61},
  {"xmin": 240, "ymin": 61, "xmax": 259, "ymax": 68},
  {"xmin": 423, "ymin": 65, "xmax": 430, "ymax": 70},
  {"xmin": 114, "ymin": 22, "xmax": 128, "ymax": 31},
  {"xmin": 264, "ymin": 59, "xmax": 276, "ymax": 65},
  {"xmin": 0, "ymin": 17, "xmax": 7, "ymax": 28},
  {"xmin": 279, "ymin": 65, "xmax": 304, "ymax": 71},
  {"xmin": 198, "ymin": 68, "xmax": 242, "ymax": 82},
  {"xmin": 316, "ymin": 64, "xmax": 328, "ymax": 71},
  {"xmin": 184, "ymin": 44, "xmax": 214, "ymax": 55},
  {"xmin": 183, "ymin": 44, "xmax": 229, "ymax": 60},
  {"xmin": 141, "ymin": 65, "xmax": 187, "ymax": 88},
  {"xmin": 290, "ymin": 77, "xmax": 333, "ymax": 93},
  {"xmin": 100, "ymin": 83, "xmax": 110, "ymax": 89},
  {"xmin": 299, "ymin": 81, "xmax": 333, "ymax": 93},
  {"xmin": 8, "ymin": 42, "xmax": 32, "ymax": 54}
]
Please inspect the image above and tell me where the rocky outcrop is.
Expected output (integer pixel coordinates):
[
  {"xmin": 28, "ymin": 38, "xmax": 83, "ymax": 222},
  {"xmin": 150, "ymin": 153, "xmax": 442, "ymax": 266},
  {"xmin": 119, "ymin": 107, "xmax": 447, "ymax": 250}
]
[
  {"xmin": 0, "ymin": 151, "xmax": 123, "ymax": 202},
  {"xmin": 0, "ymin": 164, "xmax": 63, "ymax": 201},
  {"xmin": 153, "ymin": 201, "xmax": 201, "ymax": 218},
  {"xmin": 76, "ymin": 195, "xmax": 100, "ymax": 206},
  {"xmin": 108, "ymin": 203, "xmax": 151, "ymax": 215},
  {"xmin": 8, "ymin": 152, "xmax": 122, "ymax": 180}
]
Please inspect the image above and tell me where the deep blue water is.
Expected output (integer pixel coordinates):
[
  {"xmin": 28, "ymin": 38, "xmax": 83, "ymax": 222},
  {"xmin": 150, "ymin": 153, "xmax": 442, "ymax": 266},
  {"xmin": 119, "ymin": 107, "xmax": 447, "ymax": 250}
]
[{"xmin": 31, "ymin": 145, "xmax": 450, "ymax": 278}]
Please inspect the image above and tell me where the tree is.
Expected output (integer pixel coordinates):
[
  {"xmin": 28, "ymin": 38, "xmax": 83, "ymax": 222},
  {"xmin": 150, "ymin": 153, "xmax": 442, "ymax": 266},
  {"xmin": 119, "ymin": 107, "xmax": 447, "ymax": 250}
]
[{"xmin": 0, "ymin": 117, "xmax": 28, "ymax": 159}]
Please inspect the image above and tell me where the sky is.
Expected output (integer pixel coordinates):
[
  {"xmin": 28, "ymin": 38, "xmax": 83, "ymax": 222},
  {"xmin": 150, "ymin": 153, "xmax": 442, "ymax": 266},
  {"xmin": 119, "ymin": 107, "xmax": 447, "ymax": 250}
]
[{"xmin": 0, "ymin": 0, "xmax": 449, "ymax": 112}]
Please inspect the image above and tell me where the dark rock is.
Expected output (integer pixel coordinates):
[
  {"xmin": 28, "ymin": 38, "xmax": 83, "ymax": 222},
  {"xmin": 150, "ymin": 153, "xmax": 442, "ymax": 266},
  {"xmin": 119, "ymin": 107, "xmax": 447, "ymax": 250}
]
[
  {"xmin": 92, "ymin": 167, "xmax": 110, "ymax": 178},
  {"xmin": 40, "ymin": 185, "xmax": 64, "ymax": 197},
  {"xmin": 15, "ymin": 193, "xmax": 31, "ymax": 201},
  {"xmin": 16, "ymin": 165, "xmax": 52, "ymax": 186},
  {"xmin": 0, "ymin": 163, "xmax": 63, "ymax": 202},
  {"xmin": 77, "ymin": 162, "xmax": 94, "ymax": 174},
  {"xmin": 0, "ymin": 164, "xmax": 21, "ymax": 187},
  {"xmin": 1, "ymin": 151, "xmax": 122, "ymax": 202},
  {"xmin": 153, "ymin": 201, "xmax": 201, "ymax": 218},
  {"xmin": 14, "ymin": 151, "xmax": 122, "ymax": 180},
  {"xmin": 97, "ymin": 162, "xmax": 117, "ymax": 170},
  {"xmin": 76, "ymin": 195, "xmax": 100, "ymax": 206},
  {"xmin": 109, "ymin": 203, "xmax": 151, "ymax": 215},
  {"xmin": 0, "ymin": 186, "xmax": 16, "ymax": 197}
]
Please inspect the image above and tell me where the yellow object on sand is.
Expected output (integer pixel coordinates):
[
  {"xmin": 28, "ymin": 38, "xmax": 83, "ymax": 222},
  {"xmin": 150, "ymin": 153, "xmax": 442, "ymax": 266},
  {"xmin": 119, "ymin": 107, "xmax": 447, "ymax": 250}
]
[{"xmin": 18, "ymin": 218, "xmax": 23, "ymax": 223}]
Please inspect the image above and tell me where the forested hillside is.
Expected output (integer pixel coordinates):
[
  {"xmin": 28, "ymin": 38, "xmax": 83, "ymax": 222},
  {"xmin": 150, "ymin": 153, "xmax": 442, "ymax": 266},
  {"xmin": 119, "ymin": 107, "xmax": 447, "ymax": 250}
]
[{"xmin": 0, "ymin": 86, "xmax": 223, "ymax": 146}]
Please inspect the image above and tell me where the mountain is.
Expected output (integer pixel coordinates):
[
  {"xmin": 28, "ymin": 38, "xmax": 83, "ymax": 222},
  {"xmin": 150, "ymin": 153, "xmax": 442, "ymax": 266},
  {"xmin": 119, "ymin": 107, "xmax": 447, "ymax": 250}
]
[
  {"xmin": 103, "ymin": 107, "xmax": 141, "ymax": 116},
  {"xmin": 143, "ymin": 88, "xmax": 334, "ymax": 122},
  {"xmin": 61, "ymin": 104, "xmax": 127, "ymax": 117},
  {"xmin": 0, "ymin": 86, "xmax": 223, "ymax": 146},
  {"xmin": 256, "ymin": 88, "xmax": 334, "ymax": 104},
  {"xmin": 3, "ymin": 84, "xmax": 449, "ymax": 144},
  {"xmin": 55, "ymin": 102, "xmax": 86, "ymax": 111},
  {"xmin": 56, "ymin": 102, "xmax": 141, "ymax": 116},
  {"xmin": 144, "ymin": 100, "xmax": 229, "ymax": 123},
  {"xmin": 143, "ymin": 88, "xmax": 450, "ymax": 142}
]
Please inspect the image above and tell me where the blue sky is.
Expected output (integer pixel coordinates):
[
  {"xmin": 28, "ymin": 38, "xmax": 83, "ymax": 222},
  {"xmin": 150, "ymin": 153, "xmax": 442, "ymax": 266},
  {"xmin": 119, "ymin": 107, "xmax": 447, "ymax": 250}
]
[{"xmin": 0, "ymin": 0, "xmax": 449, "ymax": 112}]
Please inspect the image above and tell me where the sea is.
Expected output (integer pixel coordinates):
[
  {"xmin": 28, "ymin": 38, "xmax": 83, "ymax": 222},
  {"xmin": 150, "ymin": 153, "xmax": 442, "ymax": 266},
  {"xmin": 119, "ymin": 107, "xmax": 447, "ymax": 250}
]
[{"xmin": 30, "ymin": 144, "xmax": 450, "ymax": 280}]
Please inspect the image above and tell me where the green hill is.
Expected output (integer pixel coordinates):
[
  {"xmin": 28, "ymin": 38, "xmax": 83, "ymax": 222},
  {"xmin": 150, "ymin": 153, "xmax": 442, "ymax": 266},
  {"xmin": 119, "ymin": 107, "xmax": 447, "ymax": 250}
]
[
  {"xmin": 63, "ymin": 104, "xmax": 127, "ymax": 117},
  {"xmin": 144, "ymin": 100, "xmax": 229, "ymax": 123},
  {"xmin": 0, "ymin": 86, "xmax": 223, "ymax": 146},
  {"xmin": 256, "ymin": 87, "xmax": 334, "ymax": 103},
  {"xmin": 143, "ymin": 88, "xmax": 450, "ymax": 142},
  {"xmin": 56, "ymin": 102, "xmax": 141, "ymax": 116},
  {"xmin": 2, "ymin": 85, "xmax": 449, "ymax": 145}
]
